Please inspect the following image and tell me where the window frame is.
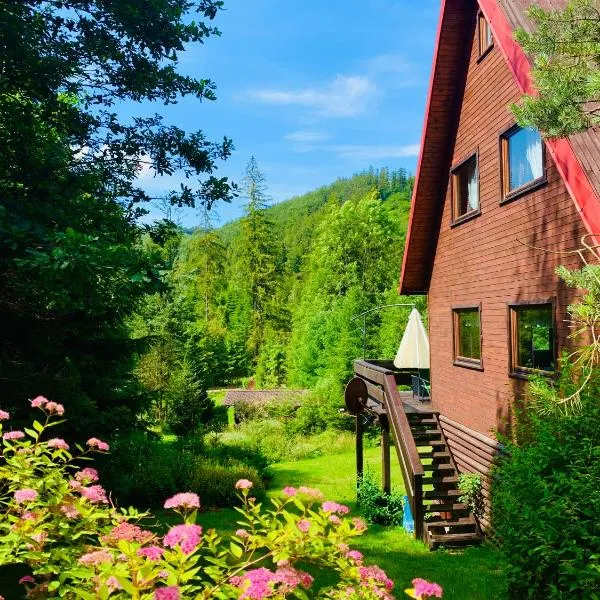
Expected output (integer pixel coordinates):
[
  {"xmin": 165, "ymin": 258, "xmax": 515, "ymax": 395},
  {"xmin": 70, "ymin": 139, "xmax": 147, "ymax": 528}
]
[
  {"xmin": 450, "ymin": 151, "xmax": 480, "ymax": 227},
  {"xmin": 452, "ymin": 304, "xmax": 484, "ymax": 371},
  {"xmin": 507, "ymin": 299, "xmax": 557, "ymax": 379},
  {"xmin": 477, "ymin": 11, "xmax": 494, "ymax": 61},
  {"xmin": 499, "ymin": 124, "xmax": 547, "ymax": 204}
]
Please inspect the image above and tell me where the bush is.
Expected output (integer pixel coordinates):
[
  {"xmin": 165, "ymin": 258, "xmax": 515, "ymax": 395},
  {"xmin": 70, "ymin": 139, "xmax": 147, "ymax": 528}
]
[
  {"xmin": 357, "ymin": 471, "xmax": 404, "ymax": 526},
  {"xmin": 491, "ymin": 372, "xmax": 600, "ymax": 598},
  {"xmin": 98, "ymin": 431, "xmax": 264, "ymax": 508}
]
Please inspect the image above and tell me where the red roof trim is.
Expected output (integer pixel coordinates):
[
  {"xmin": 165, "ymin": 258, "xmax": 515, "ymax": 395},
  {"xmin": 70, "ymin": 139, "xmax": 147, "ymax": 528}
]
[
  {"xmin": 399, "ymin": 0, "xmax": 448, "ymax": 294},
  {"xmin": 478, "ymin": 0, "xmax": 600, "ymax": 236},
  {"xmin": 400, "ymin": 0, "xmax": 600, "ymax": 294}
]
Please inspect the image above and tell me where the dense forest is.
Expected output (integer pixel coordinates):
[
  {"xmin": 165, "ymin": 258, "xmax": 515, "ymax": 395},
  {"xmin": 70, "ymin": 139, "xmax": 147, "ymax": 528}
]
[{"xmin": 131, "ymin": 161, "xmax": 424, "ymax": 434}]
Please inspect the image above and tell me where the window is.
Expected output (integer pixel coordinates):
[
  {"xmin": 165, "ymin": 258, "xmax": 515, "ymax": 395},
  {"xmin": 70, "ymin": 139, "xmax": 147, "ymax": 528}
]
[
  {"xmin": 478, "ymin": 13, "xmax": 493, "ymax": 57},
  {"xmin": 453, "ymin": 307, "xmax": 482, "ymax": 368},
  {"xmin": 501, "ymin": 125, "xmax": 545, "ymax": 200},
  {"xmin": 451, "ymin": 154, "xmax": 479, "ymax": 222},
  {"xmin": 509, "ymin": 303, "xmax": 555, "ymax": 375}
]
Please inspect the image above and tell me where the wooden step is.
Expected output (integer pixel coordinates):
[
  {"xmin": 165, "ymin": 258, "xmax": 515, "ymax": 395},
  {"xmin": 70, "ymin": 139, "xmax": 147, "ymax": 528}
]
[
  {"xmin": 418, "ymin": 451, "xmax": 450, "ymax": 460},
  {"xmin": 424, "ymin": 489, "xmax": 462, "ymax": 500},
  {"xmin": 423, "ymin": 502, "xmax": 468, "ymax": 513},
  {"xmin": 425, "ymin": 516, "xmax": 476, "ymax": 528},
  {"xmin": 427, "ymin": 531, "xmax": 481, "ymax": 547},
  {"xmin": 426, "ymin": 463, "xmax": 454, "ymax": 472},
  {"xmin": 422, "ymin": 475, "xmax": 458, "ymax": 485},
  {"xmin": 412, "ymin": 430, "xmax": 442, "ymax": 440}
]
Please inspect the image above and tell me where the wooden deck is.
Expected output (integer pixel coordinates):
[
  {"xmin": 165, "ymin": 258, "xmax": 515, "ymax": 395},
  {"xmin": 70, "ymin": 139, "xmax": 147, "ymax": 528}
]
[{"xmin": 399, "ymin": 391, "xmax": 434, "ymax": 414}]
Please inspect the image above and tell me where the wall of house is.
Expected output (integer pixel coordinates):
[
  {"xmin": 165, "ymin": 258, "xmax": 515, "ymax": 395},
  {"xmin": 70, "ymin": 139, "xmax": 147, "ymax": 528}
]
[{"xmin": 427, "ymin": 7, "xmax": 588, "ymax": 438}]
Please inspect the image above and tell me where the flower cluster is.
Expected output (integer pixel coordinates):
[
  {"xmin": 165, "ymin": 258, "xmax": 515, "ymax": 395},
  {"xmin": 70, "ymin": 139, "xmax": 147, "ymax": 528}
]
[
  {"xmin": 231, "ymin": 566, "xmax": 314, "ymax": 600},
  {"xmin": 164, "ymin": 492, "xmax": 200, "ymax": 510},
  {"xmin": 405, "ymin": 578, "xmax": 444, "ymax": 599}
]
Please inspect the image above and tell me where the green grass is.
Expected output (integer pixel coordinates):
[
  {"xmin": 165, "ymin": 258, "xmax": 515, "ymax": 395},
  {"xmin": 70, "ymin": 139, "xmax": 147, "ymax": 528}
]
[{"xmin": 192, "ymin": 448, "xmax": 506, "ymax": 600}]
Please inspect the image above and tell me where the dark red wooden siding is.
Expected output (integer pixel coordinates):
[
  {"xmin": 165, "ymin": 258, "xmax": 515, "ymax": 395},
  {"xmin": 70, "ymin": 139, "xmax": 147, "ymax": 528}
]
[{"xmin": 427, "ymin": 4, "xmax": 587, "ymax": 437}]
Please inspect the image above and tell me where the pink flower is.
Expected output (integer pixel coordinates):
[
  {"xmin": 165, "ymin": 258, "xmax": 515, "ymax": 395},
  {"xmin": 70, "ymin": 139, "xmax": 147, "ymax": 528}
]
[
  {"xmin": 321, "ymin": 501, "xmax": 349, "ymax": 515},
  {"xmin": 0, "ymin": 409, "xmax": 9, "ymax": 420},
  {"xmin": 31, "ymin": 532, "xmax": 47, "ymax": 545},
  {"xmin": 3, "ymin": 430, "xmax": 25, "ymax": 440},
  {"xmin": 282, "ymin": 486, "xmax": 297, "ymax": 497},
  {"xmin": 298, "ymin": 486, "xmax": 324, "ymax": 499},
  {"xmin": 359, "ymin": 566, "xmax": 394, "ymax": 591},
  {"xmin": 103, "ymin": 522, "xmax": 153, "ymax": 544},
  {"xmin": 236, "ymin": 529, "xmax": 250, "ymax": 539},
  {"xmin": 164, "ymin": 492, "xmax": 200, "ymax": 510},
  {"xmin": 163, "ymin": 524, "xmax": 202, "ymax": 555},
  {"xmin": 107, "ymin": 577, "xmax": 121, "ymax": 591},
  {"xmin": 19, "ymin": 575, "xmax": 35, "ymax": 584},
  {"xmin": 352, "ymin": 517, "xmax": 367, "ymax": 532},
  {"xmin": 60, "ymin": 504, "xmax": 80, "ymax": 519},
  {"xmin": 30, "ymin": 396, "xmax": 48, "ymax": 408},
  {"xmin": 21, "ymin": 512, "xmax": 37, "ymax": 521},
  {"xmin": 297, "ymin": 519, "xmax": 311, "ymax": 533},
  {"xmin": 230, "ymin": 567, "xmax": 275, "ymax": 600},
  {"xmin": 329, "ymin": 515, "xmax": 341, "ymax": 525},
  {"xmin": 275, "ymin": 567, "xmax": 313, "ymax": 591},
  {"xmin": 235, "ymin": 479, "xmax": 253, "ymax": 490},
  {"xmin": 86, "ymin": 437, "xmax": 109, "ymax": 451},
  {"xmin": 78, "ymin": 550, "xmax": 113, "ymax": 566},
  {"xmin": 80, "ymin": 485, "xmax": 108, "ymax": 504},
  {"xmin": 137, "ymin": 546, "xmax": 165, "ymax": 561},
  {"xmin": 14, "ymin": 489, "xmax": 38, "ymax": 504},
  {"xmin": 337, "ymin": 543, "xmax": 349, "ymax": 553},
  {"xmin": 412, "ymin": 578, "xmax": 443, "ymax": 599},
  {"xmin": 75, "ymin": 467, "xmax": 99, "ymax": 483},
  {"xmin": 346, "ymin": 550, "xmax": 363, "ymax": 563},
  {"xmin": 69, "ymin": 479, "xmax": 82, "ymax": 491},
  {"xmin": 44, "ymin": 401, "xmax": 64, "ymax": 416},
  {"xmin": 154, "ymin": 587, "xmax": 180, "ymax": 600},
  {"xmin": 47, "ymin": 438, "xmax": 69, "ymax": 450}
]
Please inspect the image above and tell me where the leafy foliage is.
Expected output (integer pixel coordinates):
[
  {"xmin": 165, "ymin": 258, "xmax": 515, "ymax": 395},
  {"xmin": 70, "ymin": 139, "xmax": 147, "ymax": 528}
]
[
  {"xmin": 457, "ymin": 474, "xmax": 483, "ymax": 520},
  {"xmin": 491, "ymin": 370, "xmax": 600, "ymax": 598},
  {"xmin": 513, "ymin": 0, "xmax": 600, "ymax": 136},
  {"xmin": 0, "ymin": 0, "xmax": 234, "ymax": 435},
  {"xmin": 357, "ymin": 471, "xmax": 404, "ymax": 527}
]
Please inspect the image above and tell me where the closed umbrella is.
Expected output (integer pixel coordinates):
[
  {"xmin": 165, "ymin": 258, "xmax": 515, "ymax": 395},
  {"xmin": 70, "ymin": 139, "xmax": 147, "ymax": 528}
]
[{"xmin": 394, "ymin": 308, "xmax": 430, "ymax": 370}]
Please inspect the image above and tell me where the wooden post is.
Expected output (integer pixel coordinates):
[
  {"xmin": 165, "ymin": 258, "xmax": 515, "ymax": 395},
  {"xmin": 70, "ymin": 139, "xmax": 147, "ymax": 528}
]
[
  {"xmin": 381, "ymin": 422, "xmax": 391, "ymax": 494},
  {"xmin": 356, "ymin": 413, "xmax": 364, "ymax": 489}
]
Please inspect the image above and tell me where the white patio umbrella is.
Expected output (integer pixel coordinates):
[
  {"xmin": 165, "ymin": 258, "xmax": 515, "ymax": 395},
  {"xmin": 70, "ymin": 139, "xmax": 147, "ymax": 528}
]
[{"xmin": 393, "ymin": 308, "xmax": 430, "ymax": 370}]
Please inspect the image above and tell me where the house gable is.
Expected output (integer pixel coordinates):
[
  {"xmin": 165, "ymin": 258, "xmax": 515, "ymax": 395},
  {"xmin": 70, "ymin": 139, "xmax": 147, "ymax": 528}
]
[{"xmin": 400, "ymin": 0, "xmax": 600, "ymax": 295}]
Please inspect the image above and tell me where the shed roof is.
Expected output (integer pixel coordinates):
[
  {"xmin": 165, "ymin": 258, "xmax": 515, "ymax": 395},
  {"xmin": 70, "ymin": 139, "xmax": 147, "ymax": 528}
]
[
  {"xmin": 399, "ymin": 0, "xmax": 600, "ymax": 295},
  {"xmin": 222, "ymin": 389, "xmax": 307, "ymax": 407}
]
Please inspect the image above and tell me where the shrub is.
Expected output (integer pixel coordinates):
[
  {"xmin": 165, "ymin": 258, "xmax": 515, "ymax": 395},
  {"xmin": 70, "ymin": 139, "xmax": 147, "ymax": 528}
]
[
  {"xmin": 491, "ymin": 372, "xmax": 600, "ymax": 598},
  {"xmin": 98, "ymin": 431, "xmax": 264, "ymax": 508},
  {"xmin": 357, "ymin": 471, "xmax": 404, "ymax": 527},
  {"xmin": 457, "ymin": 474, "xmax": 483, "ymax": 520},
  {"xmin": 0, "ymin": 397, "xmax": 416, "ymax": 599}
]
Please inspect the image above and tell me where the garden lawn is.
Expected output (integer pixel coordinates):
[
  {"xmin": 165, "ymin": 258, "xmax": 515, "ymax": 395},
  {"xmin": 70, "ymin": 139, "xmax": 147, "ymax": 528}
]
[{"xmin": 194, "ymin": 447, "xmax": 507, "ymax": 600}]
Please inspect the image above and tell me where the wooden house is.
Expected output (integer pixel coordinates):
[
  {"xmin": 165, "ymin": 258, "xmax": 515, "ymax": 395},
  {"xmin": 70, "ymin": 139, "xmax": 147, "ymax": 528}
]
[{"xmin": 346, "ymin": 0, "xmax": 600, "ymax": 547}]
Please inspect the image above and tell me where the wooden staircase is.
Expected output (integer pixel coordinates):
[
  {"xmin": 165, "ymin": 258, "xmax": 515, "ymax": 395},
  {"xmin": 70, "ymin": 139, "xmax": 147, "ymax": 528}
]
[{"xmin": 407, "ymin": 411, "xmax": 481, "ymax": 549}]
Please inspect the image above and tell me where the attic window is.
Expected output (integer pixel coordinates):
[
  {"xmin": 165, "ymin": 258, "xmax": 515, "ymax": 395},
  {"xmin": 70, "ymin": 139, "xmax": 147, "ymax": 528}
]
[
  {"xmin": 500, "ymin": 125, "xmax": 546, "ymax": 201},
  {"xmin": 451, "ymin": 153, "xmax": 479, "ymax": 223},
  {"xmin": 478, "ymin": 12, "xmax": 493, "ymax": 58}
]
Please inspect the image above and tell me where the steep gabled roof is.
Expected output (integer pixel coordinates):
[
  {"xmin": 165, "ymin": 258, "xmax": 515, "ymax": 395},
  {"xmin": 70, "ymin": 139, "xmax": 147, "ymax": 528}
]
[{"xmin": 400, "ymin": 0, "xmax": 600, "ymax": 295}]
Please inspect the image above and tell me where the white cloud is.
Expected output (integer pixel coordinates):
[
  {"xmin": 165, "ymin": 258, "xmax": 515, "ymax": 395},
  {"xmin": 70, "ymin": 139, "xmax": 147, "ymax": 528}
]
[
  {"xmin": 330, "ymin": 143, "xmax": 421, "ymax": 161},
  {"xmin": 246, "ymin": 75, "xmax": 378, "ymax": 118},
  {"xmin": 284, "ymin": 130, "xmax": 330, "ymax": 143}
]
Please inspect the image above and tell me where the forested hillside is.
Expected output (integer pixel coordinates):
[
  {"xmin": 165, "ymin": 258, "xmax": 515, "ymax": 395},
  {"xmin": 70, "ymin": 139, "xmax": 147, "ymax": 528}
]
[{"xmin": 133, "ymin": 162, "xmax": 424, "ymax": 433}]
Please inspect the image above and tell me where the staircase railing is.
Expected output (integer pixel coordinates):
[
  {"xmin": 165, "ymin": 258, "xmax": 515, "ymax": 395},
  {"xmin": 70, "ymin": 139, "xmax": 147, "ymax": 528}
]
[{"xmin": 353, "ymin": 360, "xmax": 425, "ymax": 540}]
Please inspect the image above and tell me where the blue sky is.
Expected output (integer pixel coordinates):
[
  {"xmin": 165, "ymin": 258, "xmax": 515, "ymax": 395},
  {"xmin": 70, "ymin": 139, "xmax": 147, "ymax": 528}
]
[{"xmin": 137, "ymin": 0, "xmax": 440, "ymax": 228}]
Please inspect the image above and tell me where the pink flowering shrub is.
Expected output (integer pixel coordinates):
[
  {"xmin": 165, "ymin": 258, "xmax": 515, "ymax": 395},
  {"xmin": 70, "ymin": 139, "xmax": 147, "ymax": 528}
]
[{"xmin": 0, "ymin": 398, "xmax": 435, "ymax": 599}]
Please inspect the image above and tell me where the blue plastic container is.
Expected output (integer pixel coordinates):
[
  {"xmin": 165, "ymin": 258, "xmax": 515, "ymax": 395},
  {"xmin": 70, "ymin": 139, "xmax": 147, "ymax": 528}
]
[{"xmin": 403, "ymin": 495, "xmax": 414, "ymax": 534}]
